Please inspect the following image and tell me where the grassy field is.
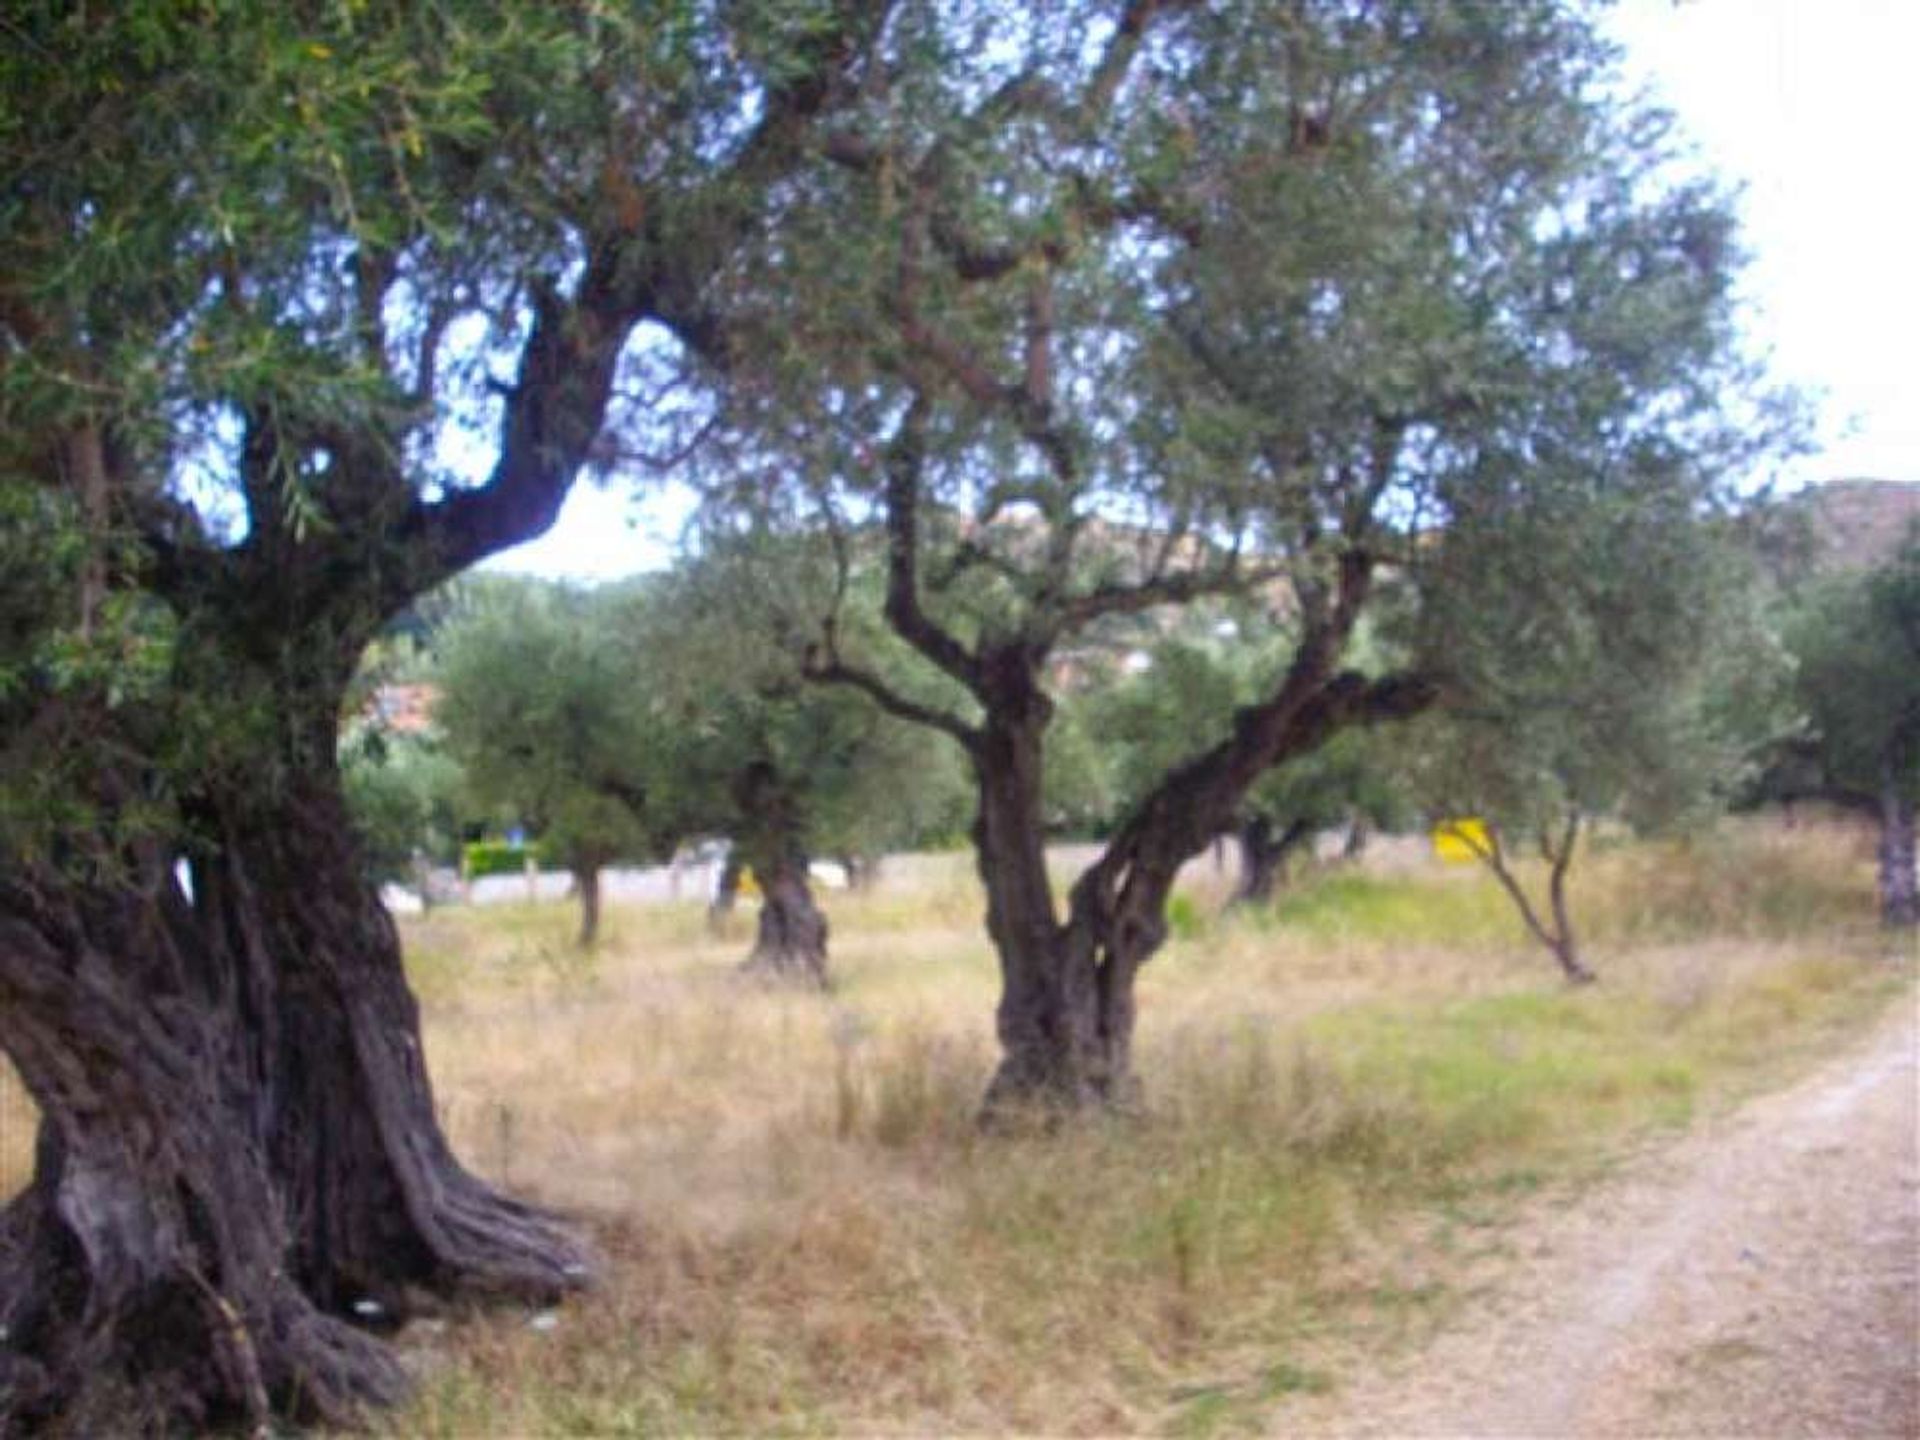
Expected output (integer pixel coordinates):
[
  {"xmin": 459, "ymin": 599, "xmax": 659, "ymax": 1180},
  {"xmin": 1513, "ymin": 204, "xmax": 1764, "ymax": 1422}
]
[{"xmin": 0, "ymin": 817, "xmax": 1909, "ymax": 1435}]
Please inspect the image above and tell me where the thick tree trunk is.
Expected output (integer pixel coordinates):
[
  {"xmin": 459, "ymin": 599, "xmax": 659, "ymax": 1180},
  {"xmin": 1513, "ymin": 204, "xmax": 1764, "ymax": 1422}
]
[
  {"xmin": 3, "ymin": 638, "xmax": 591, "ymax": 1433},
  {"xmin": 976, "ymin": 713, "xmax": 1094, "ymax": 1111},
  {"xmin": 973, "ymin": 705, "xmax": 1148, "ymax": 1115},
  {"xmin": 734, "ymin": 761, "xmax": 830, "ymax": 986},
  {"xmin": 0, "ymin": 863, "xmax": 406, "ymax": 1434},
  {"xmin": 741, "ymin": 858, "xmax": 830, "ymax": 987},
  {"xmin": 574, "ymin": 863, "xmax": 603, "ymax": 948},
  {"xmin": 1879, "ymin": 771, "xmax": 1918, "ymax": 929},
  {"xmin": 198, "ymin": 730, "xmax": 592, "ymax": 1316},
  {"xmin": 1231, "ymin": 815, "xmax": 1312, "ymax": 905},
  {"xmin": 967, "ymin": 601, "xmax": 1434, "ymax": 1118}
]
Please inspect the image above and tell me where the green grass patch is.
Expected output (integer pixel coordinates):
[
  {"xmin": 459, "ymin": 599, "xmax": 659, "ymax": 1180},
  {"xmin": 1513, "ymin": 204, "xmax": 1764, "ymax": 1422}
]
[{"xmin": 1267, "ymin": 870, "xmax": 1514, "ymax": 949}]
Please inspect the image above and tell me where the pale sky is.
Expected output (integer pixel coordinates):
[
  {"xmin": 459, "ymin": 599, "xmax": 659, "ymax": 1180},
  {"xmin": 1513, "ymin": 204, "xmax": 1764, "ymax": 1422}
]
[{"xmin": 491, "ymin": 0, "xmax": 1920, "ymax": 581}]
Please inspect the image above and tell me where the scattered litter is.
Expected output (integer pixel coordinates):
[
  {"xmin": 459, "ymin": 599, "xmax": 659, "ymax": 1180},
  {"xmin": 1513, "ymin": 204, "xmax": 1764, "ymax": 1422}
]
[
  {"xmin": 352, "ymin": 1298, "xmax": 385, "ymax": 1318},
  {"xmin": 529, "ymin": 1311, "xmax": 561, "ymax": 1333}
]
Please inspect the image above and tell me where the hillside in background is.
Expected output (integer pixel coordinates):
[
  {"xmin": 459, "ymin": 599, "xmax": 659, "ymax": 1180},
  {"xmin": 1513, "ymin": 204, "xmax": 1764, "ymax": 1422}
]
[{"xmin": 1782, "ymin": 478, "xmax": 1920, "ymax": 572}]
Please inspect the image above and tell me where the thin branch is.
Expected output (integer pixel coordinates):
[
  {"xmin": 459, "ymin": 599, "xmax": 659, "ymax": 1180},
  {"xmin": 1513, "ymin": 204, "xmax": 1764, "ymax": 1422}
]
[
  {"xmin": 802, "ymin": 649, "xmax": 980, "ymax": 750},
  {"xmin": 1052, "ymin": 555, "xmax": 1291, "ymax": 631},
  {"xmin": 1466, "ymin": 823, "xmax": 1564, "ymax": 951},
  {"xmin": 406, "ymin": 293, "xmax": 457, "ymax": 412},
  {"xmin": 590, "ymin": 410, "xmax": 723, "ymax": 473},
  {"xmin": 351, "ymin": 244, "xmax": 396, "ymax": 382},
  {"xmin": 1544, "ymin": 807, "xmax": 1586, "ymax": 977},
  {"xmin": 1081, "ymin": 0, "xmax": 1191, "ymax": 124},
  {"xmin": 926, "ymin": 534, "xmax": 1035, "ymax": 595}
]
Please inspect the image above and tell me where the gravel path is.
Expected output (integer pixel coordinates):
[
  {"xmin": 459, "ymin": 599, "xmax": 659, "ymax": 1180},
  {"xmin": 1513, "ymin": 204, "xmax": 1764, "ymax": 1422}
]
[{"xmin": 1293, "ymin": 993, "xmax": 1919, "ymax": 1438}]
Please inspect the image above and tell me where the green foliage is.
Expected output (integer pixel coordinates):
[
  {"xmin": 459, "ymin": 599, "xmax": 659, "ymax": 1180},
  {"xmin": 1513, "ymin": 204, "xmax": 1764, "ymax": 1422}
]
[
  {"xmin": 1784, "ymin": 534, "xmax": 1920, "ymax": 803},
  {"xmin": 340, "ymin": 731, "xmax": 467, "ymax": 884},
  {"xmin": 0, "ymin": 482, "xmax": 181, "ymax": 867},
  {"xmin": 1402, "ymin": 507, "xmax": 1788, "ymax": 843},
  {"xmin": 435, "ymin": 579, "xmax": 673, "ymax": 874},
  {"xmin": 629, "ymin": 537, "xmax": 975, "ymax": 864},
  {"xmin": 1081, "ymin": 615, "xmax": 1409, "ymax": 841},
  {"xmin": 460, "ymin": 839, "xmax": 551, "ymax": 881},
  {"xmin": 1164, "ymin": 892, "xmax": 1207, "ymax": 942},
  {"xmin": 682, "ymin": 0, "xmax": 1790, "ymax": 969}
]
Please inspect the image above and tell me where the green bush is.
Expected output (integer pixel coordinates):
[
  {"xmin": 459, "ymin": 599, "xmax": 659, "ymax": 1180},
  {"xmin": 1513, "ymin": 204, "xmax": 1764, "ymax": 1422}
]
[
  {"xmin": 1165, "ymin": 892, "xmax": 1208, "ymax": 941},
  {"xmin": 461, "ymin": 838, "xmax": 550, "ymax": 879}
]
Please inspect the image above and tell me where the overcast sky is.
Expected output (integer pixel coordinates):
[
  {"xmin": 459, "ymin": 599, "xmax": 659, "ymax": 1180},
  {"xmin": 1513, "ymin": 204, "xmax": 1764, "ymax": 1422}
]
[{"xmin": 492, "ymin": 0, "xmax": 1920, "ymax": 581}]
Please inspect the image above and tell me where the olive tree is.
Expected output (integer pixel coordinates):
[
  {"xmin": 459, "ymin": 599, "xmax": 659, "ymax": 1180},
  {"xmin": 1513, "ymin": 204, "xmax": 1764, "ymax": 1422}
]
[
  {"xmin": 1402, "ymin": 496, "xmax": 1790, "ymax": 981},
  {"xmin": 629, "ymin": 539, "xmax": 971, "ymax": 984},
  {"xmin": 1780, "ymin": 536, "xmax": 1920, "ymax": 927},
  {"xmin": 694, "ymin": 1, "xmax": 1774, "ymax": 1113},
  {"xmin": 434, "ymin": 581, "xmax": 675, "ymax": 947},
  {"xmin": 0, "ymin": 4, "xmax": 884, "ymax": 1429}
]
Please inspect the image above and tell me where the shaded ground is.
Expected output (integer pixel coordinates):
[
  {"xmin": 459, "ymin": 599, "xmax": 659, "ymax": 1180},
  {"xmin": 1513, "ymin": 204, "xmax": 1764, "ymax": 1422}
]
[{"xmin": 1291, "ymin": 988, "xmax": 1919, "ymax": 1438}]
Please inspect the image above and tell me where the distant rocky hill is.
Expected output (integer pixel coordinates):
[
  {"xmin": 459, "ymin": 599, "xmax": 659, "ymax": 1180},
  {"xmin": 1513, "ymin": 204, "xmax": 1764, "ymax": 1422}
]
[
  {"xmin": 1782, "ymin": 478, "xmax": 1920, "ymax": 572},
  {"xmin": 1745, "ymin": 478, "xmax": 1919, "ymax": 581}
]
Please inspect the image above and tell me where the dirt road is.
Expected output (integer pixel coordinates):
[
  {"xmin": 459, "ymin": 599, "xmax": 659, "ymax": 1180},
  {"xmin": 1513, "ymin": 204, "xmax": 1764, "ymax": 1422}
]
[{"xmin": 1295, "ymin": 993, "xmax": 1919, "ymax": 1438}]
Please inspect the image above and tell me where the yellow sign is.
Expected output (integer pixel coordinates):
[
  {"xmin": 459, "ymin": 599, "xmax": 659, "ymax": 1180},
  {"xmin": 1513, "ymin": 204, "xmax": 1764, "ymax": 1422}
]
[{"xmin": 1431, "ymin": 817, "xmax": 1491, "ymax": 863}]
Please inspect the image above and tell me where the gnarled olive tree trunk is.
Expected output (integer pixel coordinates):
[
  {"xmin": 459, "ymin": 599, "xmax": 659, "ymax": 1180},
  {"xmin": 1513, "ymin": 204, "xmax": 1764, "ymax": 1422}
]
[
  {"xmin": 1231, "ymin": 814, "xmax": 1314, "ymax": 906},
  {"xmin": 1, "ymin": 624, "xmax": 589, "ymax": 1433},
  {"xmin": 0, "ymin": 851, "xmax": 406, "ymax": 1435},
  {"xmin": 565, "ymin": 851, "xmax": 611, "ymax": 950},
  {"xmin": 735, "ymin": 761, "xmax": 829, "ymax": 987},
  {"xmin": 742, "ymin": 860, "xmax": 830, "ymax": 987},
  {"xmin": 195, "ymin": 648, "xmax": 591, "ymax": 1315},
  {"xmin": 973, "ymin": 707, "xmax": 1116, "ymax": 1112},
  {"xmin": 707, "ymin": 848, "xmax": 745, "ymax": 933},
  {"xmin": 969, "ymin": 616, "xmax": 1434, "ymax": 1119}
]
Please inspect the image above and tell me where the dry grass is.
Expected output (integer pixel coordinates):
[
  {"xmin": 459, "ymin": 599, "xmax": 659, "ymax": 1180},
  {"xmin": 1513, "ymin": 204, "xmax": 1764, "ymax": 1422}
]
[
  {"xmin": 385, "ymin": 815, "xmax": 1906, "ymax": 1436},
  {"xmin": 0, "ymin": 817, "xmax": 1909, "ymax": 1436},
  {"xmin": 0, "ymin": 1053, "xmax": 28, "ymax": 1201}
]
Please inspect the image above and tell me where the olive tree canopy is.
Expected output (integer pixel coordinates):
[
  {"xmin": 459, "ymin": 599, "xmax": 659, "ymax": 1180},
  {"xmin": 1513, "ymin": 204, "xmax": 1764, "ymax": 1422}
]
[{"xmin": 679, "ymin": 0, "xmax": 1786, "ymax": 1111}]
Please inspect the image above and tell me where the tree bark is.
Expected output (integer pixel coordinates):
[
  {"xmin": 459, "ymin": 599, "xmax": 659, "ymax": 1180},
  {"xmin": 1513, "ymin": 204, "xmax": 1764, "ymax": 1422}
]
[
  {"xmin": 1879, "ymin": 770, "xmax": 1918, "ymax": 929},
  {"xmin": 2, "ymin": 621, "xmax": 590, "ymax": 1434},
  {"xmin": 1341, "ymin": 812, "xmax": 1371, "ymax": 861},
  {"xmin": 741, "ymin": 858, "xmax": 830, "ymax": 988},
  {"xmin": 0, "ymin": 858, "xmax": 407, "ymax": 1435},
  {"xmin": 574, "ymin": 862, "xmax": 603, "ymax": 948},
  {"xmin": 969, "ymin": 626, "xmax": 1437, "ymax": 1117},
  {"xmin": 1231, "ymin": 814, "xmax": 1313, "ymax": 905},
  {"xmin": 194, "ymin": 687, "xmax": 592, "ymax": 1316},
  {"xmin": 1542, "ymin": 815, "xmax": 1595, "ymax": 984},
  {"xmin": 735, "ymin": 761, "xmax": 830, "ymax": 986},
  {"xmin": 974, "ymin": 709, "xmax": 1119, "ymax": 1113}
]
